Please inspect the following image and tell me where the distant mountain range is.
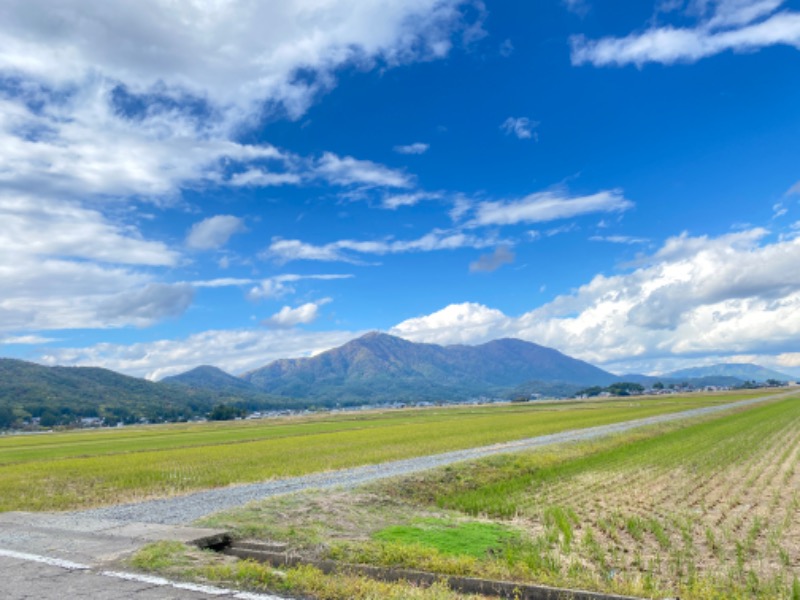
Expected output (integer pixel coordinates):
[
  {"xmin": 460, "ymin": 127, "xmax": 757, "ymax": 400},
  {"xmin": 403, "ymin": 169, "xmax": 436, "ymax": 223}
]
[
  {"xmin": 0, "ymin": 358, "xmax": 289, "ymax": 428},
  {"xmin": 1, "ymin": 333, "xmax": 794, "ymax": 428},
  {"xmin": 231, "ymin": 333, "xmax": 618, "ymax": 404},
  {"xmin": 663, "ymin": 363, "xmax": 794, "ymax": 382}
]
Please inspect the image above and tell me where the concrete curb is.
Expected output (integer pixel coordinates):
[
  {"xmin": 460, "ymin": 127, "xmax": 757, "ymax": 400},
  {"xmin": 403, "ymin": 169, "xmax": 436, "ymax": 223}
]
[{"xmin": 223, "ymin": 544, "xmax": 644, "ymax": 600}]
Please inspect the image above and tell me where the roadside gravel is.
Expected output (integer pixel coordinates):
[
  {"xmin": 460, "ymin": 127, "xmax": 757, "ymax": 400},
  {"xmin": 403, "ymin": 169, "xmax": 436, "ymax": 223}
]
[{"xmin": 76, "ymin": 391, "xmax": 794, "ymax": 526}]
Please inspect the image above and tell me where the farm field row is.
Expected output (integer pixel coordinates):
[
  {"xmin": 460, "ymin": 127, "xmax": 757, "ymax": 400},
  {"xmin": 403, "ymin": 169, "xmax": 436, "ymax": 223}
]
[
  {"xmin": 182, "ymin": 392, "xmax": 800, "ymax": 600},
  {"xmin": 0, "ymin": 392, "xmax": 763, "ymax": 512}
]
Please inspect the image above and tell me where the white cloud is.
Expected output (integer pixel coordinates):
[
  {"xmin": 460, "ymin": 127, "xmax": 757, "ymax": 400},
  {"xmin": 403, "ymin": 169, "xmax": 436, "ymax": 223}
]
[
  {"xmin": 786, "ymin": 180, "xmax": 800, "ymax": 196},
  {"xmin": 0, "ymin": 335, "xmax": 59, "ymax": 345},
  {"xmin": 229, "ymin": 169, "xmax": 303, "ymax": 187},
  {"xmin": 246, "ymin": 274, "xmax": 353, "ymax": 301},
  {"xmin": 40, "ymin": 328, "xmax": 364, "ymax": 380},
  {"xmin": 97, "ymin": 283, "xmax": 194, "ymax": 327},
  {"xmin": 0, "ymin": 194, "xmax": 178, "ymax": 266},
  {"xmin": 563, "ymin": 0, "xmax": 591, "ymax": 17},
  {"xmin": 590, "ymin": 235, "xmax": 650, "ymax": 244},
  {"xmin": 466, "ymin": 189, "xmax": 633, "ymax": 227},
  {"xmin": 186, "ymin": 215, "xmax": 247, "ymax": 250},
  {"xmin": 263, "ymin": 299, "xmax": 332, "ymax": 329},
  {"xmin": 191, "ymin": 278, "xmax": 256, "ymax": 289},
  {"xmin": 264, "ymin": 229, "xmax": 499, "ymax": 263},
  {"xmin": 393, "ymin": 142, "xmax": 430, "ymax": 154},
  {"xmin": 314, "ymin": 152, "xmax": 413, "ymax": 188},
  {"xmin": 0, "ymin": 85, "xmax": 286, "ymax": 201},
  {"xmin": 0, "ymin": 0, "xmax": 476, "ymax": 119},
  {"xmin": 0, "ymin": 191, "xmax": 192, "ymax": 332},
  {"xmin": 391, "ymin": 302, "xmax": 510, "ymax": 345},
  {"xmin": 776, "ymin": 352, "xmax": 800, "ymax": 368},
  {"xmin": 469, "ymin": 246, "xmax": 515, "ymax": 272},
  {"xmin": 391, "ymin": 228, "xmax": 800, "ymax": 366},
  {"xmin": 382, "ymin": 191, "xmax": 442, "ymax": 209},
  {"xmin": 0, "ymin": 0, "xmax": 484, "ymax": 341},
  {"xmin": 571, "ymin": 1, "xmax": 800, "ymax": 67},
  {"xmin": 500, "ymin": 116, "xmax": 538, "ymax": 140}
]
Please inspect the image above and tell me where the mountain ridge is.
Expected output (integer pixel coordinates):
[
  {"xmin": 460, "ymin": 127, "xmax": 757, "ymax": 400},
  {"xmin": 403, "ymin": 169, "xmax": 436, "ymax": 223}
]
[
  {"xmin": 239, "ymin": 332, "xmax": 618, "ymax": 404},
  {"xmin": 663, "ymin": 363, "xmax": 793, "ymax": 382}
]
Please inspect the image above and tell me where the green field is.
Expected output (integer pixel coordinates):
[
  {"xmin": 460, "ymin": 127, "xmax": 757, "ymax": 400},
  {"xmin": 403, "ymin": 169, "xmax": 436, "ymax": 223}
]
[
  {"xmin": 184, "ymin": 392, "xmax": 800, "ymax": 599},
  {"xmin": 0, "ymin": 392, "xmax": 760, "ymax": 511}
]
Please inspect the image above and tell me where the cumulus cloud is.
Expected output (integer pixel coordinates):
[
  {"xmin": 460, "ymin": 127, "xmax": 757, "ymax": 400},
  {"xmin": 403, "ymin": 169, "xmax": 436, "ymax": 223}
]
[
  {"xmin": 500, "ymin": 117, "xmax": 538, "ymax": 140},
  {"xmin": 0, "ymin": 1, "xmax": 476, "ymax": 119},
  {"xmin": 0, "ymin": 1, "xmax": 477, "ymax": 199},
  {"xmin": 571, "ymin": 0, "xmax": 800, "ymax": 67},
  {"xmin": 465, "ymin": 189, "xmax": 633, "ymax": 227},
  {"xmin": 393, "ymin": 142, "xmax": 430, "ymax": 155},
  {"xmin": 391, "ymin": 302, "xmax": 510, "ymax": 345},
  {"xmin": 186, "ymin": 215, "xmax": 247, "ymax": 250},
  {"xmin": 262, "ymin": 299, "xmax": 331, "ymax": 329},
  {"xmin": 0, "ymin": 85, "xmax": 287, "ymax": 201},
  {"xmin": 264, "ymin": 229, "xmax": 499, "ymax": 264},
  {"xmin": 0, "ymin": 194, "xmax": 178, "ymax": 266},
  {"xmin": 0, "ymin": 1, "xmax": 479, "ymax": 337},
  {"xmin": 0, "ymin": 191, "xmax": 190, "ymax": 332},
  {"xmin": 391, "ymin": 228, "xmax": 800, "ymax": 367},
  {"xmin": 469, "ymin": 246, "xmax": 515, "ymax": 272}
]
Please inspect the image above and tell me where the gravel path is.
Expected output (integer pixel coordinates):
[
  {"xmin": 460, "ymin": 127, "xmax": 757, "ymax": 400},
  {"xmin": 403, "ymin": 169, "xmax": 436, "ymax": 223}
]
[{"xmin": 77, "ymin": 391, "xmax": 795, "ymax": 526}]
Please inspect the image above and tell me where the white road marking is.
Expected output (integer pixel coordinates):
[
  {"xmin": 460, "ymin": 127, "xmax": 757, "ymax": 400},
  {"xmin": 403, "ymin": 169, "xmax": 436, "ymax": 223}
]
[
  {"xmin": 0, "ymin": 548, "xmax": 89, "ymax": 570},
  {"xmin": 0, "ymin": 548, "xmax": 288, "ymax": 599}
]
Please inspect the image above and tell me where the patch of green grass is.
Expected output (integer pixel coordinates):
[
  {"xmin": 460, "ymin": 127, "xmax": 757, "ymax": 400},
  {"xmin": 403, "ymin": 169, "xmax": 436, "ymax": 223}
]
[
  {"xmin": 130, "ymin": 542, "xmax": 478, "ymax": 600},
  {"xmin": 373, "ymin": 518, "xmax": 520, "ymax": 559},
  {"xmin": 129, "ymin": 540, "xmax": 193, "ymax": 571}
]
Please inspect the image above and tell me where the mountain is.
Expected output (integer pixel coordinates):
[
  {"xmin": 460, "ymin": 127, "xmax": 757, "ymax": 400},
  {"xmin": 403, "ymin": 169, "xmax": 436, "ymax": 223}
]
[
  {"xmin": 241, "ymin": 332, "xmax": 617, "ymax": 404},
  {"xmin": 0, "ymin": 358, "xmax": 221, "ymax": 426},
  {"xmin": 664, "ymin": 363, "xmax": 793, "ymax": 382},
  {"xmin": 163, "ymin": 365, "xmax": 258, "ymax": 392},
  {"xmin": 620, "ymin": 372, "xmax": 746, "ymax": 388}
]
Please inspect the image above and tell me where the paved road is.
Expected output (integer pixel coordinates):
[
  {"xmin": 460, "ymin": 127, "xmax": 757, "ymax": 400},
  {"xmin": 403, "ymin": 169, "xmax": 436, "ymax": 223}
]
[
  {"xmin": 78, "ymin": 390, "xmax": 797, "ymax": 525},
  {"xmin": 0, "ymin": 551, "xmax": 286, "ymax": 599},
  {"xmin": 0, "ymin": 513, "xmax": 287, "ymax": 599}
]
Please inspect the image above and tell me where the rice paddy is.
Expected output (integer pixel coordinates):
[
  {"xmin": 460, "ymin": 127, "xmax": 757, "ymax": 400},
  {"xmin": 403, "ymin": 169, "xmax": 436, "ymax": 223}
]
[
  {"xmin": 187, "ymin": 391, "xmax": 800, "ymax": 599},
  {"xmin": 0, "ymin": 392, "xmax": 751, "ymax": 511}
]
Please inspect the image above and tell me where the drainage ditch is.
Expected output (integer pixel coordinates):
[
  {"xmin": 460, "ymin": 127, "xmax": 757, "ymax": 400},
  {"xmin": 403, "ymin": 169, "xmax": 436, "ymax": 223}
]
[{"xmin": 198, "ymin": 537, "xmax": 645, "ymax": 600}]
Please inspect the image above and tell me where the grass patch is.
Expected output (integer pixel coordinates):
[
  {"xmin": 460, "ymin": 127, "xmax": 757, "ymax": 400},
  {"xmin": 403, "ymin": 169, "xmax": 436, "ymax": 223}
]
[
  {"xmin": 373, "ymin": 518, "xmax": 520, "ymax": 559},
  {"xmin": 130, "ymin": 540, "xmax": 193, "ymax": 571},
  {"xmin": 129, "ymin": 542, "xmax": 481, "ymax": 600}
]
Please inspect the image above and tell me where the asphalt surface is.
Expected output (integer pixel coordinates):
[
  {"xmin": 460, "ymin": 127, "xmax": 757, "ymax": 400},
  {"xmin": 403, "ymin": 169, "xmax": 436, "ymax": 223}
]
[
  {"xmin": 0, "ymin": 513, "xmax": 286, "ymax": 599},
  {"xmin": 0, "ymin": 552, "xmax": 288, "ymax": 600}
]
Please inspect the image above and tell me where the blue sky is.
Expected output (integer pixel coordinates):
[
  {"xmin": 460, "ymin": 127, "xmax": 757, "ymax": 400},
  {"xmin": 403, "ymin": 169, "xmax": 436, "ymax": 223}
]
[{"xmin": 1, "ymin": 0, "xmax": 800, "ymax": 379}]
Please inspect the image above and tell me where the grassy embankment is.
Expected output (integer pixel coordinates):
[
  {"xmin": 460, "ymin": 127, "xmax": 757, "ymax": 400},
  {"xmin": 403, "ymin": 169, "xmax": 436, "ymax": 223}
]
[
  {"xmin": 164, "ymin": 391, "xmax": 800, "ymax": 600},
  {"xmin": 0, "ymin": 391, "xmax": 757, "ymax": 511}
]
